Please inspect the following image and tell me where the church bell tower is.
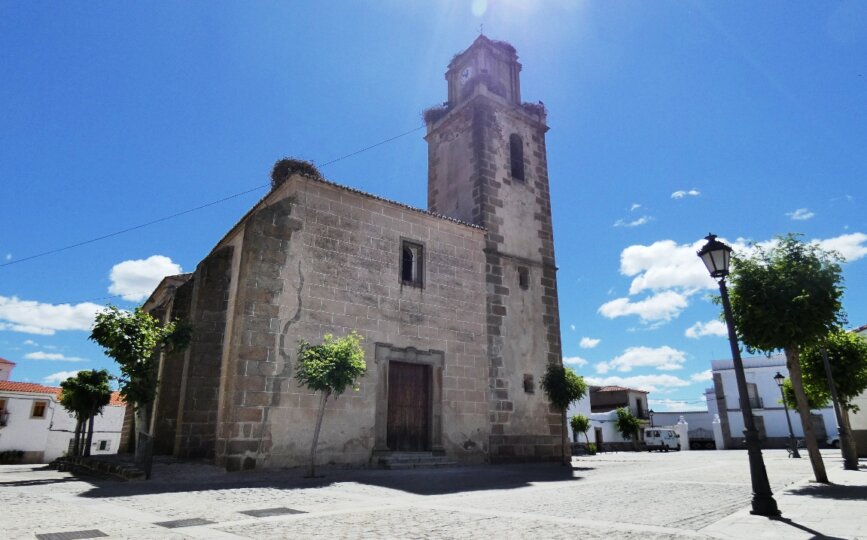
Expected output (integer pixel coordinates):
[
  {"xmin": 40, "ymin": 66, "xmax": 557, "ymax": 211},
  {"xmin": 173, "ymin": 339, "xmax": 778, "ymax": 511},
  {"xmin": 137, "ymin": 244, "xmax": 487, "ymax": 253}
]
[{"xmin": 425, "ymin": 37, "xmax": 564, "ymax": 462}]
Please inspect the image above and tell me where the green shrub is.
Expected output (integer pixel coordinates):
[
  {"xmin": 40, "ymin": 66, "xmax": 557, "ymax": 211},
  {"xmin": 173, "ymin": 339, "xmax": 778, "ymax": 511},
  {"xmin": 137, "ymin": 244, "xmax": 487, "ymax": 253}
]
[{"xmin": 586, "ymin": 443, "xmax": 597, "ymax": 455}]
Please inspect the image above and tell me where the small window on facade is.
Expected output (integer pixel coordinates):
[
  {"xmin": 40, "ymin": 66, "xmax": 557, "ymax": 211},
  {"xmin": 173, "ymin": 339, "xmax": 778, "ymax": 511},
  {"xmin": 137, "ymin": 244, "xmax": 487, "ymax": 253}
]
[
  {"xmin": 509, "ymin": 133, "xmax": 525, "ymax": 182},
  {"xmin": 523, "ymin": 374, "xmax": 535, "ymax": 393},
  {"xmin": 31, "ymin": 400, "xmax": 47, "ymax": 419},
  {"xmin": 401, "ymin": 240, "xmax": 424, "ymax": 287},
  {"xmin": 518, "ymin": 266, "xmax": 529, "ymax": 290},
  {"xmin": 98, "ymin": 440, "xmax": 110, "ymax": 451}
]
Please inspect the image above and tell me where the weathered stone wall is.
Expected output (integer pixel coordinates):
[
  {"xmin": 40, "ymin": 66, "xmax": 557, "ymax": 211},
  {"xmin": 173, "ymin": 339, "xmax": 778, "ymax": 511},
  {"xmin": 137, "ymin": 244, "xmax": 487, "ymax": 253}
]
[
  {"xmin": 151, "ymin": 279, "xmax": 194, "ymax": 455},
  {"xmin": 175, "ymin": 246, "xmax": 233, "ymax": 459},
  {"xmin": 216, "ymin": 176, "xmax": 489, "ymax": 470}
]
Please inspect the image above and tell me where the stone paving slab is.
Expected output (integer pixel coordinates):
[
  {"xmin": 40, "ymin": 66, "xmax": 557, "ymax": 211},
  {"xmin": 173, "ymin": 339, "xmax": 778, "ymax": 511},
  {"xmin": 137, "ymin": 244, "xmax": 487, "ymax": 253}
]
[{"xmin": 1, "ymin": 450, "xmax": 864, "ymax": 539}]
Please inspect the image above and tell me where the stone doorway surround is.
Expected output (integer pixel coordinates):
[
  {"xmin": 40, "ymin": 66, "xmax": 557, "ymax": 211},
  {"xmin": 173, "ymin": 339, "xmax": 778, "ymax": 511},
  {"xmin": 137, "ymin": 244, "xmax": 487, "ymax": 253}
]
[{"xmin": 373, "ymin": 343, "xmax": 445, "ymax": 455}]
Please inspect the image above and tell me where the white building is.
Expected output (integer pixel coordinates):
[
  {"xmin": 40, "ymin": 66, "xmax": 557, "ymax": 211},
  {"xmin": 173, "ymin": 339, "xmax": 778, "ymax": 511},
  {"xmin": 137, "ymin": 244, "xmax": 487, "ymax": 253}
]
[
  {"xmin": 567, "ymin": 386, "xmax": 651, "ymax": 447},
  {"xmin": 707, "ymin": 354, "xmax": 836, "ymax": 448},
  {"xmin": 848, "ymin": 324, "xmax": 867, "ymax": 457},
  {"xmin": 0, "ymin": 360, "xmax": 126, "ymax": 463}
]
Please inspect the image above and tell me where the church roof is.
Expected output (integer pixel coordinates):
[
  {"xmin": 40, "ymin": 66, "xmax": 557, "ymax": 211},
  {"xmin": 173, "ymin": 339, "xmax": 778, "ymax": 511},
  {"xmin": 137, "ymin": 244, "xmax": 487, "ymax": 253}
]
[
  {"xmin": 214, "ymin": 172, "xmax": 484, "ymax": 257},
  {"xmin": 0, "ymin": 357, "xmax": 15, "ymax": 365},
  {"xmin": 449, "ymin": 35, "xmax": 517, "ymax": 68}
]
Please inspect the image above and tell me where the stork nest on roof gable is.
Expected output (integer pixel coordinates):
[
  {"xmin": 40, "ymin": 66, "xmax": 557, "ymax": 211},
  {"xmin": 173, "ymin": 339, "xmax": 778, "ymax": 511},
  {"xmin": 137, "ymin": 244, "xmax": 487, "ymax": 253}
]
[{"xmin": 270, "ymin": 158, "xmax": 321, "ymax": 190}]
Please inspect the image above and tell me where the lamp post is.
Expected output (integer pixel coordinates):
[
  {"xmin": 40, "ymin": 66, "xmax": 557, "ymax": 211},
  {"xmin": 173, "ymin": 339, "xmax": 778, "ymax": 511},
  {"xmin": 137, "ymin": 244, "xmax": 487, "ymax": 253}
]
[
  {"xmin": 773, "ymin": 371, "xmax": 800, "ymax": 458},
  {"xmin": 697, "ymin": 234, "xmax": 780, "ymax": 517},
  {"xmin": 649, "ymin": 409, "xmax": 655, "ymax": 428}
]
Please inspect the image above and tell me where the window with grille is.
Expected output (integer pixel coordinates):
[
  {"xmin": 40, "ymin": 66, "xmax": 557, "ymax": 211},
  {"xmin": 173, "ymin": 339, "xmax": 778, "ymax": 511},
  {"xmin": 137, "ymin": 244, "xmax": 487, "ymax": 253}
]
[{"xmin": 400, "ymin": 241, "xmax": 424, "ymax": 287}]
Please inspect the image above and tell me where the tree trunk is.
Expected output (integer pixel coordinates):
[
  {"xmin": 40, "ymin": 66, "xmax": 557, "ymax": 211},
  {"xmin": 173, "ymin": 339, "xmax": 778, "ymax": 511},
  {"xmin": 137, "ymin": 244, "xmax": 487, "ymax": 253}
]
[
  {"xmin": 72, "ymin": 417, "xmax": 83, "ymax": 457},
  {"xmin": 85, "ymin": 410, "xmax": 96, "ymax": 457},
  {"xmin": 786, "ymin": 347, "xmax": 828, "ymax": 483},
  {"xmin": 840, "ymin": 407, "xmax": 859, "ymax": 471},
  {"xmin": 133, "ymin": 405, "xmax": 149, "ymax": 463},
  {"xmin": 308, "ymin": 391, "xmax": 329, "ymax": 478},
  {"xmin": 561, "ymin": 409, "xmax": 569, "ymax": 465}
]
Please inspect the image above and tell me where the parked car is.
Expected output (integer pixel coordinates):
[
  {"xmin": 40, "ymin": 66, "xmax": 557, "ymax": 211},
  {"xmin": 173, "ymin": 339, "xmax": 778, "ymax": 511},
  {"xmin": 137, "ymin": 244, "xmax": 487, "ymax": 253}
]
[
  {"xmin": 827, "ymin": 436, "xmax": 841, "ymax": 449},
  {"xmin": 644, "ymin": 428, "xmax": 680, "ymax": 452}
]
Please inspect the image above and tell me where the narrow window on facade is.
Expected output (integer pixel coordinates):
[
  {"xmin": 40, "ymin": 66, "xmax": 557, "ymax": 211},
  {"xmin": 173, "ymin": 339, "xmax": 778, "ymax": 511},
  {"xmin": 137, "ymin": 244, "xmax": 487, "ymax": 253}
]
[
  {"xmin": 98, "ymin": 440, "xmax": 110, "ymax": 451},
  {"xmin": 518, "ymin": 266, "xmax": 529, "ymax": 290},
  {"xmin": 509, "ymin": 133, "xmax": 525, "ymax": 182},
  {"xmin": 31, "ymin": 400, "xmax": 47, "ymax": 419},
  {"xmin": 401, "ymin": 241, "xmax": 424, "ymax": 287}
]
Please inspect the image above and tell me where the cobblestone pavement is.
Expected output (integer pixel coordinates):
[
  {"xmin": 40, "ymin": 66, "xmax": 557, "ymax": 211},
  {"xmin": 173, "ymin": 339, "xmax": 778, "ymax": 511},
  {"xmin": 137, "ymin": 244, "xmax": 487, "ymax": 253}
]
[{"xmin": 1, "ymin": 450, "xmax": 863, "ymax": 539}]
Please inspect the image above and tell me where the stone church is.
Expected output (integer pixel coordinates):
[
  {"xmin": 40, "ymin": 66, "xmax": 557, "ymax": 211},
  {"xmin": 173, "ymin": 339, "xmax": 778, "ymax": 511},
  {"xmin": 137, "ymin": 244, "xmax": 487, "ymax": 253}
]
[{"xmin": 143, "ymin": 36, "xmax": 565, "ymax": 471}]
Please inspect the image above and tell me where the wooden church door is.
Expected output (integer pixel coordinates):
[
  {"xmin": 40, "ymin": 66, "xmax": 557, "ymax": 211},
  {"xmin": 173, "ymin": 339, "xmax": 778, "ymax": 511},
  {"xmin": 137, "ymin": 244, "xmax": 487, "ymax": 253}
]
[{"xmin": 387, "ymin": 362, "xmax": 430, "ymax": 451}]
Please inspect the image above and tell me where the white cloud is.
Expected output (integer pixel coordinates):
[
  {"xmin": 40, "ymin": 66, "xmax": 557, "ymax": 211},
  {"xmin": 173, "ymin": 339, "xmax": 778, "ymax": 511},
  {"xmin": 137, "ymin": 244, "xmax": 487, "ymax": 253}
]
[
  {"xmin": 24, "ymin": 352, "xmax": 86, "ymax": 362},
  {"xmin": 786, "ymin": 208, "xmax": 815, "ymax": 221},
  {"xmin": 598, "ymin": 291, "xmax": 689, "ymax": 323},
  {"xmin": 595, "ymin": 362, "xmax": 610, "ymax": 374},
  {"xmin": 603, "ymin": 346, "xmax": 687, "ymax": 372},
  {"xmin": 614, "ymin": 216, "xmax": 652, "ymax": 228},
  {"xmin": 620, "ymin": 239, "xmax": 718, "ymax": 295},
  {"xmin": 4, "ymin": 254, "xmax": 11, "ymax": 261},
  {"xmin": 585, "ymin": 374, "xmax": 692, "ymax": 393},
  {"xmin": 579, "ymin": 337, "xmax": 600, "ymax": 349},
  {"xmin": 569, "ymin": 324, "xmax": 576, "ymax": 332},
  {"xmin": 0, "ymin": 296, "xmax": 102, "ymax": 335},
  {"xmin": 647, "ymin": 398, "xmax": 707, "ymax": 412},
  {"xmin": 685, "ymin": 320, "xmax": 728, "ymax": 339},
  {"xmin": 671, "ymin": 189, "xmax": 700, "ymax": 199},
  {"xmin": 564, "ymin": 356, "xmax": 589, "ymax": 367},
  {"xmin": 630, "ymin": 203, "xmax": 642, "ymax": 211},
  {"xmin": 23, "ymin": 339, "xmax": 37, "ymax": 346},
  {"xmin": 690, "ymin": 370, "xmax": 712, "ymax": 382},
  {"xmin": 108, "ymin": 255, "xmax": 182, "ymax": 302},
  {"xmin": 814, "ymin": 232, "xmax": 867, "ymax": 262},
  {"xmin": 43, "ymin": 371, "xmax": 80, "ymax": 385}
]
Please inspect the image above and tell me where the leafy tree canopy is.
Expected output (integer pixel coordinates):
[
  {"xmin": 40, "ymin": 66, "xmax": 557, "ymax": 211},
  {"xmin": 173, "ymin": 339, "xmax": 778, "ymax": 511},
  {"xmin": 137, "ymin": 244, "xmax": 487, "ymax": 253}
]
[
  {"xmin": 296, "ymin": 331, "xmax": 366, "ymax": 396},
  {"xmin": 799, "ymin": 330, "xmax": 867, "ymax": 412},
  {"xmin": 780, "ymin": 377, "xmax": 828, "ymax": 411},
  {"xmin": 729, "ymin": 234, "xmax": 845, "ymax": 352},
  {"xmin": 59, "ymin": 369, "xmax": 112, "ymax": 418},
  {"xmin": 89, "ymin": 306, "xmax": 190, "ymax": 408},
  {"xmin": 541, "ymin": 364, "xmax": 588, "ymax": 411},
  {"xmin": 570, "ymin": 414, "xmax": 590, "ymax": 437},
  {"xmin": 614, "ymin": 407, "xmax": 640, "ymax": 441}
]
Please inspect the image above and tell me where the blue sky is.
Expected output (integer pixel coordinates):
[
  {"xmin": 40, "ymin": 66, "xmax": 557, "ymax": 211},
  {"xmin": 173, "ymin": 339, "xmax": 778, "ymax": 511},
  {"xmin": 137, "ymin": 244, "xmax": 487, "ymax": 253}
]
[{"xmin": 1, "ymin": 1, "xmax": 865, "ymax": 411}]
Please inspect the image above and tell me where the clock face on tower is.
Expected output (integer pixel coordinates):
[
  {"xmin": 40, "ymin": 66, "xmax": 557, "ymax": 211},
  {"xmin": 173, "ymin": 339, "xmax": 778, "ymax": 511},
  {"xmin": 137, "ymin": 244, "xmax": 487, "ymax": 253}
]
[{"xmin": 459, "ymin": 66, "xmax": 473, "ymax": 85}]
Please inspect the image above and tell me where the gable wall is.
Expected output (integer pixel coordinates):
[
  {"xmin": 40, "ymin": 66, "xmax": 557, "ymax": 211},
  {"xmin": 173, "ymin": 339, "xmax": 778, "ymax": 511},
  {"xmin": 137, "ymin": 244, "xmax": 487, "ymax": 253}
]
[{"xmin": 216, "ymin": 176, "xmax": 489, "ymax": 470}]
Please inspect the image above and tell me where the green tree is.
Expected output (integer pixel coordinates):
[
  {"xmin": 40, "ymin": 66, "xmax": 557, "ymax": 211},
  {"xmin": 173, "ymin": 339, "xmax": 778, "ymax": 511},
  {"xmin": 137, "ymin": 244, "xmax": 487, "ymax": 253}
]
[
  {"xmin": 570, "ymin": 414, "xmax": 591, "ymax": 445},
  {"xmin": 802, "ymin": 330, "xmax": 867, "ymax": 469},
  {"xmin": 728, "ymin": 234, "xmax": 845, "ymax": 484},
  {"xmin": 89, "ymin": 306, "xmax": 191, "ymax": 460},
  {"xmin": 541, "ymin": 364, "xmax": 588, "ymax": 464},
  {"xmin": 614, "ymin": 407, "xmax": 641, "ymax": 446},
  {"xmin": 296, "ymin": 331, "xmax": 366, "ymax": 477},
  {"xmin": 59, "ymin": 369, "xmax": 112, "ymax": 457}
]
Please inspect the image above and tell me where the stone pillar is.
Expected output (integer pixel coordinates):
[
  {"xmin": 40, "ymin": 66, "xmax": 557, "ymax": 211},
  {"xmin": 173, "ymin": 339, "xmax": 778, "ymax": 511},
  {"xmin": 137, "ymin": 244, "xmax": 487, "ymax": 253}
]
[
  {"xmin": 712, "ymin": 413, "xmax": 725, "ymax": 450},
  {"xmin": 676, "ymin": 415, "xmax": 690, "ymax": 451}
]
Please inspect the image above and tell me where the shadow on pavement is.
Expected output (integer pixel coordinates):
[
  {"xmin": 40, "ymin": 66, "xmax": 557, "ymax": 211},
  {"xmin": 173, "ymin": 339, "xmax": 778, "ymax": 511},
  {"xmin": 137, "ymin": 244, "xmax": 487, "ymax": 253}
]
[
  {"xmin": 0, "ymin": 476, "xmax": 80, "ymax": 487},
  {"xmin": 787, "ymin": 483, "xmax": 867, "ymax": 501},
  {"xmin": 77, "ymin": 461, "xmax": 591, "ymax": 499},
  {"xmin": 771, "ymin": 517, "xmax": 848, "ymax": 540}
]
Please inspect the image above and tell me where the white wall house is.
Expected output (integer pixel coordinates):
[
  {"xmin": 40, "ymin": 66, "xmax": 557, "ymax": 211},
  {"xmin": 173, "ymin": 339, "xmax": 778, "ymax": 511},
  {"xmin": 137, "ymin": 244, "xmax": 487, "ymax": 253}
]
[
  {"xmin": 0, "ymin": 365, "xmax": 126, "ymax": 463},
  {"xmin": 708, "ymin": 354, "xmax": 836, "ymax": 448},
  {"xmin": 848, "ymin": 324, "xmax": 867, "ymax": 457},
  {"xmin": 567, "ymin": 386, "xmax": 651, "ymax": 446}
]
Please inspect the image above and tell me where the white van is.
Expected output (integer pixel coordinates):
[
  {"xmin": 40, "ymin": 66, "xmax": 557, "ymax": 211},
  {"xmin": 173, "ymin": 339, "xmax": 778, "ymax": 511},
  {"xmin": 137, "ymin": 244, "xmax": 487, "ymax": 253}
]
[{"xmin": 644, "ymin": 428, "xmax": 680, "ymax": 452}]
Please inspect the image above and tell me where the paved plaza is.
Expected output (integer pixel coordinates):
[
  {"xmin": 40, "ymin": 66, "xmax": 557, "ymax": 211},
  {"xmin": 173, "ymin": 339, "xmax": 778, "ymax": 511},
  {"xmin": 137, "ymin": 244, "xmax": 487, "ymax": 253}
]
[{"xmin": 1, "ymin": 450, "xmax": 864, "ymax": 539}]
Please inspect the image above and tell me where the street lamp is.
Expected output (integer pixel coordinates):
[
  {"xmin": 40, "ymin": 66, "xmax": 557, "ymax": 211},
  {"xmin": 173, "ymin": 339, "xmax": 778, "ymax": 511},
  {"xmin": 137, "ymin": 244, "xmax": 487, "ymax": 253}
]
[
  {"xmin": 773, "ymin": 371, "xmax": 800, "ymax": 458},
  {"xmin": 649, "ymin": 409, "xmax": 655, "ymax": 427},
  {"xmin": 697, "ymin": 234, "xmax": 780, "ymax": 517}
]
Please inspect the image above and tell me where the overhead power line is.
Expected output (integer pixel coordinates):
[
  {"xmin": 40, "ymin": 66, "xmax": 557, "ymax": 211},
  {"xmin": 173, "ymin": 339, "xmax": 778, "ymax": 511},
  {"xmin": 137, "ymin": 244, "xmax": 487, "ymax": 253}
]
[{"xmin": 1, "ymin": 124, "xmax": 425, "ymax": 269}]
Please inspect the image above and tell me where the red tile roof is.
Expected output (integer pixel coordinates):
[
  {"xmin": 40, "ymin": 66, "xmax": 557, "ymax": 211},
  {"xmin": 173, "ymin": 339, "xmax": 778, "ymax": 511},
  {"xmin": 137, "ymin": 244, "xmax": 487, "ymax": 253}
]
[
  {"xmin": 0, "ymin": 381, "xmax": 124, "ymax": 406},
  {"xmin": 0, "ymin": 357, "xmax": 16, "ymax": 365}
]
